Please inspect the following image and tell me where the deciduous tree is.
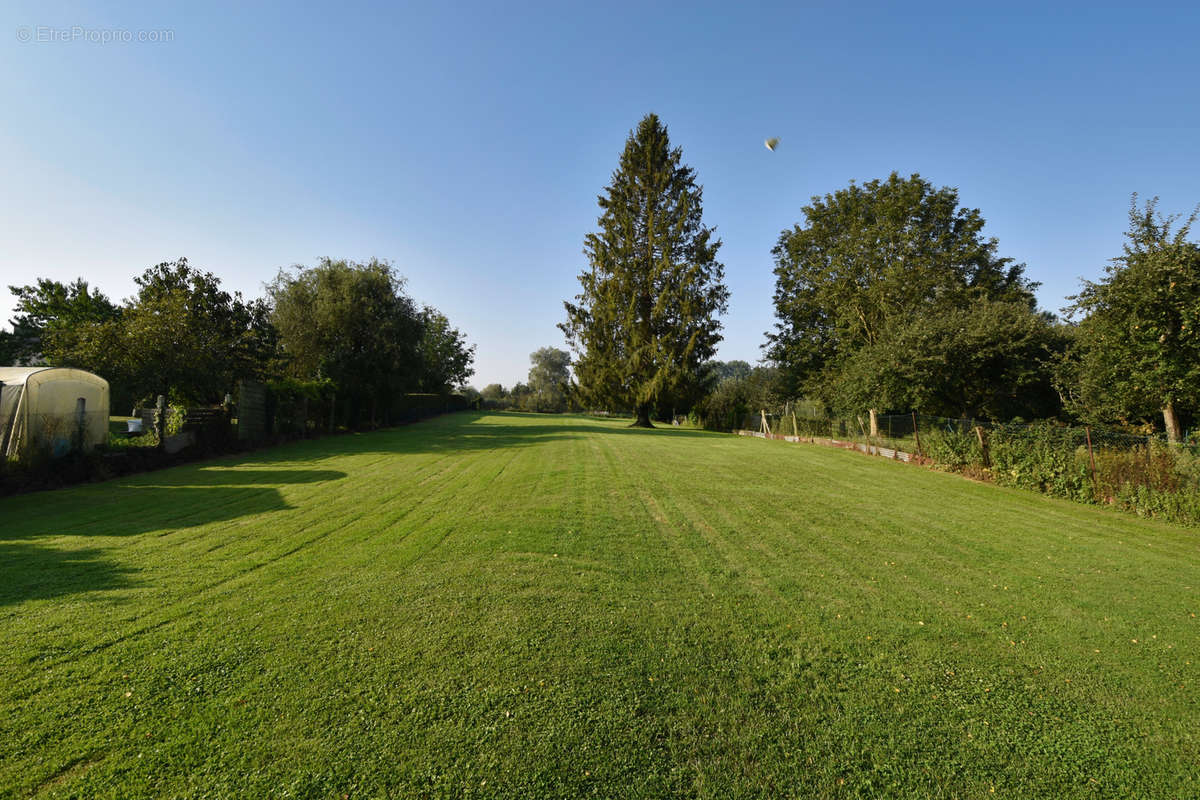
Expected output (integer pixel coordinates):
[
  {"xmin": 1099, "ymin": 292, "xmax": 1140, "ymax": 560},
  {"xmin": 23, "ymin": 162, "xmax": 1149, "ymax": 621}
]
[
  {"xmin": 1063, "ymin": 196, "xmax": 1200, "ymax": 441},
  {"xmin": 38, "ymin": 261, "xmax": 273, "ymax": 406},
  {"xmin": 268, "ymin": 258, "xmax": 423, "ymax": 425},
  {"xmin": 417, "ymin": 307, "xmax": 476, "ymax": 394},
  {"xmin": 527, "ymin": 347, "xmax": 571, "ymax": 412},
  {"xmin": 830, "ymin": 300, "xmax": 1067, "ymax": 420},
  {"xmin": 480, "ymin": 383, "xmax": 509, "ymax": 409},
  {"xmin": 767, "ymin": 173, "xmax": 1044, "ymax": 415},
  {"xmin": 2, "ymin": 278, "xmax": 119, "ymax": 365},
  {"xmin": 123, "ymin": 259, "xmax": 275, "ymax": 402}
]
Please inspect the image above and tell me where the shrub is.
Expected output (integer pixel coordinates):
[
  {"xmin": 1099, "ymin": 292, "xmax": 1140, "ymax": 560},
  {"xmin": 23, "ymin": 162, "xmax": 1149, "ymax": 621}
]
[
  {"xmin": 922, "ymin": 425, "xmax": 983, "ymax": 470},
  {"xmin": 989, "ymin": 424, "xmax": 1092, "ymax": 501}
]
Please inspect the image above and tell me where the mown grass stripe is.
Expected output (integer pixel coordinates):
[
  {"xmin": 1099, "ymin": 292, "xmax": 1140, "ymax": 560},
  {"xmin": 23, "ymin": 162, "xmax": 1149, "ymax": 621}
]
[{"xmin": 1, "ymin": 412, "xmax": 1196, "ymax": 799}]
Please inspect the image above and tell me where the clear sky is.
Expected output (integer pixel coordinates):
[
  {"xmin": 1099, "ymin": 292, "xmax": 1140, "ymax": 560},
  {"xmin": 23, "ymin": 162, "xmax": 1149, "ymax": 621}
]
[{"xmin": 2, "ymin": 1, "xmax": 1198, "ymax": 389}]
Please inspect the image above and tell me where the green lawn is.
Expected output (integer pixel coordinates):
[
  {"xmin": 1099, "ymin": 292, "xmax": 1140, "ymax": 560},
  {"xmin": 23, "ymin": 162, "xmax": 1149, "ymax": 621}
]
[{"xmin": 2, "ymin": 412, "xmax": 1197, "ymax": 798}]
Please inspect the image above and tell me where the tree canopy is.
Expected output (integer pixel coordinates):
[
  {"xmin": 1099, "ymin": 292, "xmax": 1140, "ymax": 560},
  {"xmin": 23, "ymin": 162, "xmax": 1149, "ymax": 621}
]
[
  {"xmin": 3, "ymin": 255, "xmax": 473, "ymax": 425},
  {"xmin": 417, "ymin": 307, "xmax": 476, "ymax": 394},
  {"xmin": 31, "ymin": 260, "xmax": 272, "ymax": 407},
  {"xmin": 695, "ymin": 362, "xmax": 784, "ymax": 430},
  {"xmin": 766, "ymin": 172, "xmax": 1054, "ymax": 418},
  {"xmin": 562, "ymin": 113, "xmax": 729, "ymax": 427},
  {"xmin": 268, "ymin": 258, "xmax": 423, "ymax": 424},
  {"xmin": 267, "ymin": 257, "xmax": 474, "ymax": 426},
  {"xmin": 527, "ymin": 347, "xmax": 571, "ymax": 412},
  {"xmin": 126, "ymin": 259, "xmax": 276, "ymax": 402},
  {"xmin": 1, "ymin": 278, "xmax": 119, "ymax": 365},
  {"xmin": 1061, "ymin": 196, "xmax": 1200, "ymax": 440},
  {"xmin": 480, "ymin": 383, "xmax": 508, "ymax": 407},
  {"xmin": 829, "ymin": 300, "xmax": 1067, "ymax": 420}
]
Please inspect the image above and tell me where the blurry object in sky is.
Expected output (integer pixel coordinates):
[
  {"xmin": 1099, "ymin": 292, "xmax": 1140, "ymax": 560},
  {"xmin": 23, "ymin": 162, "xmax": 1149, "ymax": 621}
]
[{"xmin": 765, "ymin": 137, "xmax": 780, "ymax": 151}]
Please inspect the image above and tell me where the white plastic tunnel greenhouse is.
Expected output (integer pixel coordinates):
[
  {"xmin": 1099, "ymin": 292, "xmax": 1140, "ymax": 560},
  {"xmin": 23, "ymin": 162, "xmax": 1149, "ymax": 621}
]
[{"xmin": 0, "ymin": 367, "xmax": 110, "ymax": 460}]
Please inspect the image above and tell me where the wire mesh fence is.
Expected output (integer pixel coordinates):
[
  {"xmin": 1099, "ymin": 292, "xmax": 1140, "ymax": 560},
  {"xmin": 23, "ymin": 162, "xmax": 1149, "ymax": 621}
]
[{"xmin": 736, "ymin": 405, "xmax": 1200, "ymax": 527}]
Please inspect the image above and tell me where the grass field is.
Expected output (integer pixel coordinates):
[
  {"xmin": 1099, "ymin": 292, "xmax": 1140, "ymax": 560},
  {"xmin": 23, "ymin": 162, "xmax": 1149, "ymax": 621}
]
[{"xmin": 2, "ymin": 412, "xmax": 1197, "ymax": 798}]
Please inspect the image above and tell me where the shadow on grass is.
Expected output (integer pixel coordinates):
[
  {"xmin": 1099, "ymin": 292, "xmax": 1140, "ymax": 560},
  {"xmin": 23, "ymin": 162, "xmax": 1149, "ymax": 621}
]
[
  {"xmin": 133, "ymin": 468, "xmax": 349, "ymax": 488},
  {"xmin": 0, "ymin": 413, "xmax": 699, "ymax": 605},
  {"xmin": 0, "ymin": 542, "xmax": 138, "ymax": 606},
  {"xmin": 229, "ymin": 412, "xmax": 721, "ymax": 463},
  {"xmin": 2, "ymin": 469, "xmax": 347, "ymax": 540},
  {"xmin": 0, "ymin": 469, "xmax": 350, "ymax": 604}
]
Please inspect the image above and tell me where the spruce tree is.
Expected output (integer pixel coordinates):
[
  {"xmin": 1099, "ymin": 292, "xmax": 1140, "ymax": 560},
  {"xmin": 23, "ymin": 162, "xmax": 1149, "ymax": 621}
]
[{"xmin": 561, "ymin": 114, "xmax": 729, "ymax": 427}]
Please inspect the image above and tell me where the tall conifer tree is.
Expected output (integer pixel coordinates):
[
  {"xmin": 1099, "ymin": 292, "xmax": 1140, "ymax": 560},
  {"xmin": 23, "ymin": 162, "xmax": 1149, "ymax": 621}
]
[{"xmin": 561, "ymin": 114, "xmax": 729, "ymax": 427}]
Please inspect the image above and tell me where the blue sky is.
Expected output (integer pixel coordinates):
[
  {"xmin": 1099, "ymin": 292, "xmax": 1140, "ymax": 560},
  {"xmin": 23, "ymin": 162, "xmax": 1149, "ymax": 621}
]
[{"xmin": 2, "ymin": 1, "xmax": 1198, "ymax": 389}]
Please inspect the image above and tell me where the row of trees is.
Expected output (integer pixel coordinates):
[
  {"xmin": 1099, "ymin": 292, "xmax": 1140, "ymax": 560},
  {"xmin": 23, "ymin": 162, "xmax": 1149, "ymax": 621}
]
[
  {"xmin": 480, "ymin": 347, "xmax": 572, "ymax": 412},
  {"xmin": 766, "ymin": 177, "xmax": 1200, "ymax": 440},
  {"xmin": 1, "ymin": 257, "xmax": 475, "ymax": 426},
  {"xmin": 562, "ymin": 113, "xmax": 1200, "ymax": 439},
  {"xmin": 693, "ymin": 360, "xmax": 783, "ymax": 430},
  {"xmin": 10, "ymin": 114, "xmax": 1188, "ymax": 438}
]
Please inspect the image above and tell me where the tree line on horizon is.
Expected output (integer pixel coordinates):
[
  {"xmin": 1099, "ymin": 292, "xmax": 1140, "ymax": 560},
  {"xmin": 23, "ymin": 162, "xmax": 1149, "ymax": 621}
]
[
  {"xmin": 6, "ymin": 113, "xmax": 1197, "ymax": 441},
  {"xmin": 478, "ymin": 347, "xmax": 574, "ymax": 414},
  {"xmin": 0, "ymin": 257, "xmax": 475, "ymax": 428},
  {"xmin": 563, "ymin": 113, "xmax": 1200, "ymax": 441}
]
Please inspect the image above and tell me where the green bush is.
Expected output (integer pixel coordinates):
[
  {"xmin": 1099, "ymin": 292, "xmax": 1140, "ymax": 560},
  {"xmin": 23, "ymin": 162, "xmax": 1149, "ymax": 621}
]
[
  {"xmin": 922, "ymin": 426, "xmax": 982, "ymax": 470},
  {"xmin": 267, "ymin": 377, "xmax": 336, "ymax": 436},
  {"xmin": 989, "ymin": 424, "xmax": 1092, "ymax": 501},
  {"xmin": 166, "ymin": 404, "xmax": 187, "ymax": 436}
]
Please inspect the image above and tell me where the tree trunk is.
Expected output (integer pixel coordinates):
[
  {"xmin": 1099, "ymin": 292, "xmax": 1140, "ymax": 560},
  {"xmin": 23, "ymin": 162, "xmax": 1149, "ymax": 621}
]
[
  {"xmin": 868, "ymin": 408, "xmax": 879, "ymax": 437},
  {"xmin": 1163, "ymin": 400, "xmax": 1182, "ymax": 444},
  {"xmin": 631, "ymin": 403, "xmax": 654, "ymax": 428}
]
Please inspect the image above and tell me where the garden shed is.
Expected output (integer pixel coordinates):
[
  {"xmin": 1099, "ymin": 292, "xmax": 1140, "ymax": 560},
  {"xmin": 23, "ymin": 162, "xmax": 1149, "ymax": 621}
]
[{"xmin": 0, "ymin": 367, "xmax": 110, "ymax": 459}]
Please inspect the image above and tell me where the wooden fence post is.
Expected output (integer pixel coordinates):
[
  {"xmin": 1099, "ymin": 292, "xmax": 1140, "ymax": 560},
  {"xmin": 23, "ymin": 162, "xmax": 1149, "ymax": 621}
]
[
  {"xmin": 222, "ymin": 393, "xmax": 234, "ymax": 444},
  {"xmin": 975, "ymin": 426, "xmax": 990, "ymax": 469},
  {"xmin": 911, "ymin": 411, "xmax": 923, "ymax": 458},
  {"xmin": 0, "ymin": 381, "xmax": 9, "ymax": 456},
  {"xmin": 1144, "ymin": 434, "xmax": 1152, "ymax": 482},
  {"xmin": 154, "ymin": 394, "xmax": 166, "ymax": 450},
  {"xmin": 1084, "ymin": 426, "xmax": 1097, "ymax": 489}
]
